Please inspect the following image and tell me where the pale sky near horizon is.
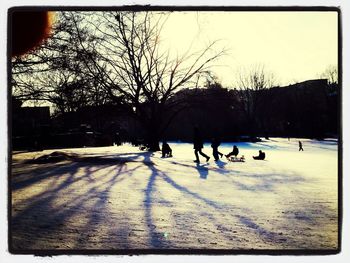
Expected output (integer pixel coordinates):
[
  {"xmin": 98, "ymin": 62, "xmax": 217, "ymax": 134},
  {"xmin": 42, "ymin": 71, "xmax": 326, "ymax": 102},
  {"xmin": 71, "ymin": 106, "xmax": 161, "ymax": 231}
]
[{"xmin": 159, "ymin": 11, "xmax": 338, "ymax": 86}]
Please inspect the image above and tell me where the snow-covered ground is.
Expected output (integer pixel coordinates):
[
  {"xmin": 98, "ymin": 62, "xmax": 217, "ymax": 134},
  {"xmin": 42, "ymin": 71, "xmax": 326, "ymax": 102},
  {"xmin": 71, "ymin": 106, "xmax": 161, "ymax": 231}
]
[{"xmin": 10, "ymin": 138, "xmax": 338, "ymax": 251}]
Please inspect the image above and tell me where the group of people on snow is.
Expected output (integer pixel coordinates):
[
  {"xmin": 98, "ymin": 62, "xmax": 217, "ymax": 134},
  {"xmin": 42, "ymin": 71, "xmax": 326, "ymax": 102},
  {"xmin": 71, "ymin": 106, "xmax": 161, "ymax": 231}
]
[
  {"xmin": 161, "ymin": 126, "xmax": 305, "ymax": 163},
  {"xmin": 161, "ymin": 126, "xmax": 271, "ymax": 163},
  {"xmin": 192, "ymin": 126, "xmax": 266, "ymax": 163}
]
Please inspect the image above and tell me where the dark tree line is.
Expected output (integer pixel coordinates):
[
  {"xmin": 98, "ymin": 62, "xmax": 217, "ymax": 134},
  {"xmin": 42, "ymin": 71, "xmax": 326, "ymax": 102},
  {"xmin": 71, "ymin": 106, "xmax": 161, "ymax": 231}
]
[
  {"xmin": 11, "ymin": 11, "xmax": 339, "ymax": 150},
  {"xmin": 12, "ymin": 11, "xmax": 226, "ymax": 151},
  {"xmin": 164, "ymin": 78, "xmax": 338, "ymax": 141}
]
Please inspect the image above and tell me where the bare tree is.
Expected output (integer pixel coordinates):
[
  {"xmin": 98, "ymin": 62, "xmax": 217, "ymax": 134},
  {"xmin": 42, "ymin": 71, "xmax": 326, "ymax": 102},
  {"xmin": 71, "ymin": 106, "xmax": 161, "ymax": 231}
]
[
  {"xmin": 319, "ymin": 65, "xmax": 339, "ymax": 135},
  {"xmin": 320, "ymin": 65, "xmax": 338, "ymax": 85},
  {"xmin": 11, "ymin": 12, "xmax": 108, "ymax": 112},
  {"xmin": 12, "ymin": 11, "xmax": 226, "ymax": 150},
  {"xmin": 68, "ymin": 11, "xmax": 226, "ymax": 150},
  {"xmin": 203, "ymin": 71, "xmax": 224, "ymax": 89},
  {"xmin": 235, "ymin": 64, "xmax": 276, "ymax": 135}
]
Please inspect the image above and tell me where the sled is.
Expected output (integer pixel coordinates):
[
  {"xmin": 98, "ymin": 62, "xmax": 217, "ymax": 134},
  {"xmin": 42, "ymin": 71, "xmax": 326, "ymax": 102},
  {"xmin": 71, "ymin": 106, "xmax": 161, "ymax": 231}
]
[
  {"xmin": 227, "ymin": 155, "xmax": 245, "ymax": 162},
  {"xmin": 253, "ymin": 156, "xmax": 265, "ymax": 160}
]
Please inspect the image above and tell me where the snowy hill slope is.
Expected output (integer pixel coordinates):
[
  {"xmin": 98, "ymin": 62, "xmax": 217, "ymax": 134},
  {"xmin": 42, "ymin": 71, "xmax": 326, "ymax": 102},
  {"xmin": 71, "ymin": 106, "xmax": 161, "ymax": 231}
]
[{"xmin": 11, "ymin": 138, "xmax": 338, "ymax": 250}]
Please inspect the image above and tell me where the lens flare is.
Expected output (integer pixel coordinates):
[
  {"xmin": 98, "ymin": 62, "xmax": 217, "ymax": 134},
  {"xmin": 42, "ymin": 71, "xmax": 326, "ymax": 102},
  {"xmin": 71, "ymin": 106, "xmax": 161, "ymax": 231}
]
[{"xmin": 11, "ymin": 11, "xmax": 55, "ymax": 57}]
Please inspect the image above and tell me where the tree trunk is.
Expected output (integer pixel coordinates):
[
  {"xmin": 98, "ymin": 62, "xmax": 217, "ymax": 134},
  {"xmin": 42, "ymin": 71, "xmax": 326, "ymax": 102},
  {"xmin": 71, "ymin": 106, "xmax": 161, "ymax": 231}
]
[
  {"xmin": 144, "ymin": 122, "xmax": 161, "ymax": 152},
  {"xmin": 145, "ymin": 130, "xmax": 160, "ymax": 151},
  {"xmin": 147, "ymin": 137, "xmax": 160, "ymax": 152}
]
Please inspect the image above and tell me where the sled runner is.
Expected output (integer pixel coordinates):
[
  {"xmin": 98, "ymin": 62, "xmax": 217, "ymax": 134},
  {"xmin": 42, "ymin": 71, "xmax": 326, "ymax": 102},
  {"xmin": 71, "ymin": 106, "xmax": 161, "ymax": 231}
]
[{"xmin": 227, "ymin": 155, "xmax": 245, "ymax": 162}]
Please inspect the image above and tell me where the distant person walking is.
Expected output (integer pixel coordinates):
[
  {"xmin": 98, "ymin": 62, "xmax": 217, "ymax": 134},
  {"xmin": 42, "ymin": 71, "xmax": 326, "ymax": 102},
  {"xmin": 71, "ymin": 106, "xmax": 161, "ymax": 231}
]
[
  {"xmin": 193, "ymin": 126, "xmax": 210, "ymax": 163},
  {"xmin": 211, "ymin": 138, "xmax": 223, "ymax": 161},
  {"xmin": 299, "ymin": 141, "xmax": 304, "ymax": 151},
  {"xmin": 226, "ymin": 145, "xmax": 239, "ymax": 159},
  {"xmin": 253, "ymin": 150, "xmax": 266, "ymax": 160},
  {"xmin": 161, "ymin": 141, "xmax": 173, "ymax": 158}
]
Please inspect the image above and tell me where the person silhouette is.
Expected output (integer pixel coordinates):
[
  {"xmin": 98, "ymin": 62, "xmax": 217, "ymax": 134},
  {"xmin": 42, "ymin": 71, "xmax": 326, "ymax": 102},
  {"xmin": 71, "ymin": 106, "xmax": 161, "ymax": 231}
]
[
  {"xmin": 226, "ymin": 145, "xmax": 239, "ymax": 159},
  {"xmin": 211, "ymin": 138, "xmax": 223, "ymax": 161},
  {"xmin": 161, "ymin": 141, "xmax": 173, "ymax": 158},
  {"xmin": 193, "ymin": 126, "xmax": 210, "ymax": 163},
  {"xmin": 299, "ymin": 141, "xmax": 304, "ymax": 151},
  {"xmin": 253, "ymin": 150, "xmax": 266, "ymax": 160}
]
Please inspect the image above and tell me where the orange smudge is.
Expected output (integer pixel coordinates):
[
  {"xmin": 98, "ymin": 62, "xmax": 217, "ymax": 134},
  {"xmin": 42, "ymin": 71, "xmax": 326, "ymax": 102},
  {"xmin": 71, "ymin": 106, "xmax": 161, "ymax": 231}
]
[{"xmin": 11, "ymin": 11, "xmax": 55, "ymax": 57}]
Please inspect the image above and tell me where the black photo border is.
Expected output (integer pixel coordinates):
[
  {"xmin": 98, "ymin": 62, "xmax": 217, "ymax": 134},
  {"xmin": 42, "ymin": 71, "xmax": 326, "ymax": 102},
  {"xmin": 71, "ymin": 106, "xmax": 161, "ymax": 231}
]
[{"xmin": 7, "ymin": 5, "xmax": 343, "ymax": 256}]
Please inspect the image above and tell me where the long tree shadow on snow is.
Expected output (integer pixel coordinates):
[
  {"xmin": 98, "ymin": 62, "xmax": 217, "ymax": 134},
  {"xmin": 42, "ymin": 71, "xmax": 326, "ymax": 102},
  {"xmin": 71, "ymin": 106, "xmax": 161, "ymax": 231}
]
[
  {"xmin": 11, "ymin": 151, "xmax": 151, "ymax": 250},
  {"xmin": 142, "ymin": 152, "xmax": 175, "ymax": 248},
  {"xmin": 11, "ymin": 150, "xmax": 320, "ymax": 250},
  {"xmin": 171, "ymin": 158, "xmax": 306, "ymax": 193},
  {"xmin": 143, "ymin": 160, "xmax": 290, "ymax": 247},
  {"xmin": 12, "ymin": 151, "xmax": 154, "ymax": 191},
  {"xmin": 142, "ymin": 157, "xmax": 314, "ymax": 248}
]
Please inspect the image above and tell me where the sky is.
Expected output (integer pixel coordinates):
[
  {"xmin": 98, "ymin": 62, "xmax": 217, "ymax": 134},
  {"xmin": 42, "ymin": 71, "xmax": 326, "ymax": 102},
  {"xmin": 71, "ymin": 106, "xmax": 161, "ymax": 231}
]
[
  {"xmin": 159, "ymin": 11, "xmax": 338, "ymax": 86},
  {"xmin": 16, "ymin": 10, "xmax": 339, "ymax": 108}
]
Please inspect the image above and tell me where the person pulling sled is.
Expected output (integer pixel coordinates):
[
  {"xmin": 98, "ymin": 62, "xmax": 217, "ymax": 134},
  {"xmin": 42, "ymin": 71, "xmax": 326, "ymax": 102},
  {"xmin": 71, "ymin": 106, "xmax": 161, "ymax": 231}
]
[
  {"xmin": 193, "ymin": 126, "xmax": 210, "ymax": 163},
  {"xmin": 211, "ymin": 138, "xmax": 223, "ymax": 161}
]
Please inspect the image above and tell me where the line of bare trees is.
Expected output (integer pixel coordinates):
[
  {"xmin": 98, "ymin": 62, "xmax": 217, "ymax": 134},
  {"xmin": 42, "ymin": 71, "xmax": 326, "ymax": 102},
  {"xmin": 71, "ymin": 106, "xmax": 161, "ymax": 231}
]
[
  {"xmin": 12, "ymin": 11, "xmax": 226, "ymax": 151},
  {"xmin": 234, "ymin": 65, "xmax": 277, "ymax": 135},
  {"xmin": 11, "ymin": 11, "xmax": 338, "ymax": 150}
]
